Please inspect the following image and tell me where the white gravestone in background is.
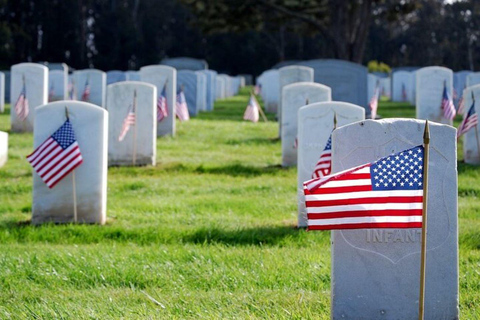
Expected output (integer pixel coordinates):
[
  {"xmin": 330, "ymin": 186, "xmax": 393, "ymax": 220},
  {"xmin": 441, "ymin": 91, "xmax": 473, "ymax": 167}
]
[
  {"xmin": 0, "ymin": 72, "xmax": 4, "ymax": 113},
  {"xmin": 48, "ymin": 70, "xmax": 67, "ymax": 101},
  {"xmin": 10, "ymin": 63, "xmax": 48, "ymax": 132},
  {"xmin": 392, "ymin": 71, "xmax": 414, "ymax": 103},
  {"xmin": 260, "ymin": 70, "xmax": 280, "ymax": 113},
  {"xmin": 216, "ymin": 77, "xmax": 225, "ymax": 100},
  {"xmin": 106, "ymin": 70, "xmax": 126, "ymax": 85},
  {"xmin": 74, "ymin": 69, "xmax": 106, "ymax": 108},
  {"xmin": 178, "ymin": 71, "xmax": 200, "ymax": 116},
  {"xmin": 297, "ymin": 102, "xmax": 365, "ymax": 227},
  {"xmin": 31, "ymin": 101, "xmax": 108, "ymax": 224},
  {"xmin": 379, "ymin": 77, "xmax": 391, "ymax": 98},
  {"xmin": 217, "ymin": 75, "xmax": 229, "ymax": 99},
  {"xmin": 107, "ymin": 82, "xmax": 156, "ymax": 166},
  {"xmin": 416, "ymin": 66, "xmax": 453, "ymax": 125},
  {"xmin": 0, "ymin": 131, "xmax": 7, "ymax": 167},
  {"xmin": 461, "ymin": 84, "xmax": 480, "ymax": 164},
  {"xmin": 125, "ymin": 71, "xmax": 140, "ymax": 81},
  {"xmin": 454, "ymin": 70, "xmax": 471, "ymax": 103},
  {"xmin": 195, "ymin": 71, "xmax": 207, "ymax": 112},
  {"xmin": 140, "ymin": 65, "xmax": 176, "ymax": 137},
  {"xmin": 466, "ymin": 72, "xmax": 480, "ymax": 88},
  {"xmin": 200, "ymin": 70, "xmax": 217, "ymax": 111},
  {"xmin": 330, "ymin": 119, "xmax": 458, "ymax": 319},
  {"xmin": 367, "ymin": 73, "xmax": 379, "ymax": 103},
  {"xmin": 282, "ymin": 82, "xmax": 331, "ymax": 167}
]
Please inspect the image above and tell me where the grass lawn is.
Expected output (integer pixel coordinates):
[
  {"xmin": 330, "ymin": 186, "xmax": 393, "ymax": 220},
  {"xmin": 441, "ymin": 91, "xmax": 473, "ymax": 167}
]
[{"xmin": 0, "ymin": 89, "xmax": 478, "ymax": 319}]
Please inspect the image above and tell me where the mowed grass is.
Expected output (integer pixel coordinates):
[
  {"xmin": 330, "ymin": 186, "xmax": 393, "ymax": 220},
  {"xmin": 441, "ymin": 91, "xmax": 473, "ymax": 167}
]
[{"xmin": 0, "ymin": 89, "xmax": 478, "ymax": 319}]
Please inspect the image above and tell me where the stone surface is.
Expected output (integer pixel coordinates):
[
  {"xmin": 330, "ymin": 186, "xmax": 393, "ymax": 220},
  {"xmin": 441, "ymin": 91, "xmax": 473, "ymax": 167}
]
[
  {"xmin": 41, "ymin": 62, "xmax": 68, "ymax": 72},
  {"xmin": 330, "ymin": 119, "xmax": 458, "ymax": 320},
  {"xmin": 161, "ymin": 57, "xmax": 208, "ymax": 70},
  {"xmin": 453, "ymin": 70, "xmax": 471, "ymax": 102},
  {"xmin": 239, "ymin": 74, "xmax": 252, "ymax": 86},
  {"xmin": 392, "ymin": 71, "xmax": 415, "ymax": 103},
  {"xmin": 32, "ymin": 101, "xmax": 108, "ymax": 224},
  {"xmin": 107, "ymin": 82, "xmax": 156, "ymax": 166},
  {"xmin": 0, "ymin": 131, "xmax": 7, "ymax": 167},
  {"xmin": 10, "ymin": 63, "xmax": 48, "ymax": 132},
  {"xmin": 106, "ymin": 70, "xmax": 126, "ymax": 85},
  {"xmin": 48, "ymin": 70, "xmax": 67, "ymax": 101},
  {"xmin": 298, "ymin": 59, "xmax": 368, "ymax": 110},
  {"xmin": 379, "ymin": 77, "xmax": 391, "ymax": 98},
  {"xmin": 466, "ymin": 72, "xmax": 480, "ymax": 87},
  {"xmin": 195, "ymin": 71, "xmax": 207, "ymax": 112},
  {"xmin": 0, "ymin": 72, "xmax": 4, "ymax": 113},
  {"xmin": 215, "ymin": 76, "xmax": 225, "ymax": 100},
  {"xmin": 461, "ymin": 84, "xmax": 480, "ymax": 164},
  {"xmin": 1, "ymin": 70, "xmax": 10, "ymax": 104},
  {"xmin": 217, "ymin": 74, "xmax": 229, "ymax": 98},
  {"xmin": 140, "ymin": 65, "xmax": 176, "ymax": 136},
  {"xmin": 177, "ymin": 70, "xmax": 200, "ymax": 116},
  {"xmin": 297, "ymin": 102, "xmax": 365, "ymax": 227},
  {"xmin": 282, "ymin": 82, "xmax": 331, "ymax": 167},
  {"xmin": 258, "ymin": 69, "xmax": 279, "ymax": 113},
  {"xmin": 199, "ymin": 70, "xmax": 217, "ymax": 111},
  {"xmin": 416, "ymin": 66, "xmax": 453, "ymax": 125},
  {"xmin": 73, "ymin": 69, "xmax": 106, "ymax": 108},
  {"xmin": 125, "ymin": 71, "xmax": 140, "ymax": 81}
]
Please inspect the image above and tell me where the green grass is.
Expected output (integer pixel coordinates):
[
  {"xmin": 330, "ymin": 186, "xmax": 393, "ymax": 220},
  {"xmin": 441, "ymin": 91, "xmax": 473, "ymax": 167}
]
[{"xmin": 0, "ymin": 89, "xmax": 478, "ymax": 319}]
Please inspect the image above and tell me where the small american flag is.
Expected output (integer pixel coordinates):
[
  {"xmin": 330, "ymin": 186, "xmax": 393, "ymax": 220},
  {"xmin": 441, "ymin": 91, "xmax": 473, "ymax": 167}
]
[
  {"xmin": 243, "ymin": 94, "xmax": 259, "ymax": 122},
  {"xmin": 254, "ymin": 83, "xmax": 262, "ymax": 95},
  {"xmin": 312, "ymin": 134, "xmax": 332, "ymax": 179},
  {"xmin": 157, "ymin": 83, "xmax": 168, "ymax": 122},
  {"xmin": 304, "ymin": 145, "xmax": 424, "ymax": 230},
  {"xmin": 118, "ymin": 93, "xmax": 136, "ymax": 142},
  {"xmin": 175, "ymin": 88, "xmax": 190, "ymax": 121},
  {"xmin": 457, "ymin": 101, "xmax": 478, "ymax": 138},
  {"xmin": 68, "ymin": 81, "xmax": 77, "ymax": 101},
  {"xmin": 81, "ymin": 78, "xmax": 90, "ymax": 102},
  {"xmin": 457, "ymin": 96, "xmax": 465, "ymax": 115},
  {"xmin": 441, "ymin": 85, "xmax": 456, "ymax": 120},
  {"xmin": 26, "ymin": 120, "xmax": 83, "ymax": 189},
  {"xmin": 15, "ymin": 81, "xmax": 29, "ymax": 121},
  {"xmin": 369, "ymin": 85, "xmax": 379, "ymax": 119}
]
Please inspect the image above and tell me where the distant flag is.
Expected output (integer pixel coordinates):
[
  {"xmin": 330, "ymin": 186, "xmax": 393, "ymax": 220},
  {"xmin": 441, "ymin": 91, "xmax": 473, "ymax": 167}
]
[
  {"xmin": 304, "ymin": 145, "xmax": 424, "ymax": 230},
  {"xmin": 26, "ymin": 120, "xmax": 83, "ymax": 189},
  {"xmin": 48, "ymin": 83, "xmax": 55, "ymax": 102},
  {"xmin": 254, "ymin": 83, "xmax": 262, "ymax": 95},
  {"xmin": 453, "ymin": 88, "xmax": 458, "ymax": 101},
  {"xmin": 81, "ymin": 78, "xmax": 90, "ymax": 102},
  {"xmin": 243, "ymin": 94, "xmax": 260, "ymax": 122},
  {"xmin": 457, "ymin": 101, "xmax": 478, "ymax": 138},
  {"xmin": 15, "ymin": 80, "xmax": 29, "ymax": 121},
  {"xmin": 369, "ymin": 84, "xmax": 380, "ymax": 119},
  {"xmin": 175, "ymin": 87, "xmax": 190, "ymax": 121},
  {"xmin": 457, "ymin": 96, "xmax": 465, "ymax": 115},
  {"xmin": 157, "ymin": 83, "xmax": 168, "ymax": 122},
  {"xmin": 68, "ymin": 81, "xmax": 77, "ymax": 101},
  {"xmin": 118, "ymin": 92, "xmax": 136, "ymax": 142},
  {"xmin": 441, "ymin": 85, "xmax": 456, "ymax": 120},
  {"xmin": 401, "ymin": 82, "xmax": 407, "ymax": 101},
  {"xmin": 312, "ymin": 134, "xmax": 332, "ymax": 179}
]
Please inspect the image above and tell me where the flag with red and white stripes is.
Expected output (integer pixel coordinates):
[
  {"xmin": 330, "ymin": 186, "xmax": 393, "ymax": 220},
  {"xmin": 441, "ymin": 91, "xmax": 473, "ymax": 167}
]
[
  {"xmin": 369, "ymin": 85, "xmax": 379, "ymax": 119},
  {"xmin": 118, "ymin": 103, "xmax": 136, "ymax": 142},
  {"xmin": 457, "ymin": 101, "xmax": 478, "ymax": 138},
  {"xmin": 312, "ymin": 134, "xmax": 332, "ymax": 179},
  {"xmin": 243, "ymin": 94, "xmax": 259, "ymax": 122},
  {"xmin": 157, "ymin": 83, "xmax": 168, "ymax": 122},
  {"xmin": 175, "ymin": 88, "xmax": 190, "ymax": 121},
  {"xmin": 441, "ymin": 86, "xmax": 456, "ymax": 120},
  {"xmin": 26, "ymin": 120, "xmax": 83, "ymax": 189},
  {"xmin": 457, "ymin": 96, "xmax": 465, "ymax": 115},
  {"xmin": 15, "ymin": 82, "xmax": 29, "ymax": 121},
  {"xmin": 81, "ymin": 78, "xmax": 90, "ymax": 102},
  {"xmin": 304, "ymin": 145, "xmax": 424, "ymax": 230}
]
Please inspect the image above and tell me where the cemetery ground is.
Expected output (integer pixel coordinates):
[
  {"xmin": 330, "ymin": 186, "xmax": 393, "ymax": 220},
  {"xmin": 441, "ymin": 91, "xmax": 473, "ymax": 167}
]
[{"xmin": 0, "ymin": 89, "xmax": 479, "ymax": 319}]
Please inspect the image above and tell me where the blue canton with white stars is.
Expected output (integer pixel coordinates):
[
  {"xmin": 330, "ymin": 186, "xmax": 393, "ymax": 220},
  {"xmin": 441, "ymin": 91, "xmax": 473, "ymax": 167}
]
[
  {"xmin": 52, "ymin": 120, "xmax": 77, "ymax": 150},
  {"xmin": 370, "ymin": 146, "xmax": 424, "ymax": 191},
  {"xmin": 323, "ymin": 135, "xmax": 332, "ymax": 151}
]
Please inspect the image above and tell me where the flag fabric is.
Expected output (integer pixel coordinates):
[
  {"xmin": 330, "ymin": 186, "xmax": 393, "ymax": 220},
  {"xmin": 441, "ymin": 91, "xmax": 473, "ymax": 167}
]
[
  {"xmin": 81, "ymin": 79, "xmax": 90, "ymax": 102},
  {"xmin": 175, "ymin": 88, "xmax": 190, "ymax": 121},
  {"xmin": 15, "ymin": 82, "xmax": 29, "ymax": 121},
  {"xmin": 254, "ymin": 83, "xmax": 262, "ymax": 95},
  {"xmin": 401, "ymin": 83, "xmax": 407, "ymax": 101},
  {"xmin": 312, "ymin": 134, "xmax": 332, "ymax": 179},
  {"xmin": 243, "ymin": 94, "xmax": 260, "ymax": 122},
  {"xmin": 304, "ymin": 145, "xmax": 424, "ymax": 230},
  {"xmin": 457, "ymin": 96, "xmax": 465, "ymax": 115},
  {"xmin": 68, "ymin": 82, "xmax": 77, "ymax": 101},
  {"xmin": 157, "ymin": 84, "xmax": 168, "ymax": 122},
  {"xmin": 457, "ymin": 102, "xmax": 478, "ymax": 138},
  {"xmin": 441, "ymin": 86, "xmax": 456, "ymax": 120},
  {"xmin": 369, "ymin": 85, "xmax": 379, "ymax": 119},
  {"xmin": 118, "ymin": 103, "xmax": 136, "ymax": 142},
  {"xmin": 26, "ymin": 120, "xmax": 83, "ymax": 189}
]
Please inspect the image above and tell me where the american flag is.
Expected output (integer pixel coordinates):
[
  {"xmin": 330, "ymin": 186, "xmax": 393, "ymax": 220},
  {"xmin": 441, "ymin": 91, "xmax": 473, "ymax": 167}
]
[
  {"xmin": 243, "ymin": 94, "xmax": 260, "ymax": 122},
  {"xmin": 68, "ymin": 81, "xmax": 77, "ymax": 101},
  {"xmin": 457, "ymin": 101, "xmax": 478, "ymax": 138},
  {"xmin": 457, "ymin": 96, "xmax": 465, "ymax": 115},
  {"xmin": 118, "ymin": 96, "xmax": 136, "ymax": 142},
  {"xmin": 369, "ymin": 85, "xmax": 379, "ymax": 119},
  {"xmin": 81, "ymin": 78, "xmax": 90, "ymax": 102},
  {"xmin": 441, "ymin": 85, "xmax": 456, "ymax": 120},
  {"xmin": 304, "ymin": 145, "xmax": 424, "ymax": 230},
  {"xmin": 157, "ymin": 83, "xmax": 168, "ymax": 122},
  {"xmin": 15, "ymin": 81, "xmax": 29, "ymax": 121},
  {"xmin": 312, "ymin": 134, "xmax": 332, "ymax": 179},
  {"xmin": 254, "ymin": 83, "xmax": 262, "ymax": 95},
  {"xmin": 401, "ymin": 83, "xmax": 407, "ymax": 101},
  {"xmin": 26, "ymin": 120, "xmax": 83, "ymax": 189},
  {"xmin": 175, "ymin": 88, "xmax": 190, "ymax": 121}
]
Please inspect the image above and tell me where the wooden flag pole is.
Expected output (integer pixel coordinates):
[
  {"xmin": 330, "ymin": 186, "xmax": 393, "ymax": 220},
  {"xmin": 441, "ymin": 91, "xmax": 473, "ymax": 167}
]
[
  {"xmin": 418, "ymin": 120, "xmax": 430, "ymax": 320},
  {"xmin": 252, "ymin": 89, "xmax": 268, "ymax": 122},
  {"xmin": 132, "ymin": 89, "xmax": 138, "ymax": 166},
  {"xmin": 65, "ymin": 106, "xmax": 78, "ymax": 223}
]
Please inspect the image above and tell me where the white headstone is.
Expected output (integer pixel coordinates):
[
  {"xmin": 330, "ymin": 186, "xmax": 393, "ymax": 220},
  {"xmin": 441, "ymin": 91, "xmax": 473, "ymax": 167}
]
[
  {"xmin": 200, "ymin": 70, "xmax": 217, "ymax": 111},
  {"xmin": 259, "ymin": 69, "xmax": 279, "ymax": 113},
  {"xmin": 330, "ymin": 119, "xmax": 458, "ymax": 319},
  {"xmin": 178, "ymin": 70, "xmax": 200, "ymax": 116},
  {"xmin": 379, "ymin": 77, "xmax": 391, "ymax": 98},
  {"xmin": 416, "ymin": 66, "xmax": 453, "ymax": 125},
  {"xmin": 282, "ymin": 82, "xmax": 331, "ymax": 167},
  {"xmin": 0, "ymin": 131, "xmax": 7, "ymax": 168},
  {"xmin": 217, "ymin": 75, "xmax": 229, "ymax": 99},
  {"xmin": 48, "ymin": 70, "xmax": 67, "ymax": 101},
  {"xmin": 392, "ymin": 71, "xmax": 414, "ymax": 103},
  {"xmin": 31, "ymin": 101, "xmax": 108, "ymax": 224},
  {"xmin": 106, "ymin": 70, "xmax": 126, "ymax": 85},
  {"xmin": 140, "ymin": 65, "xmax": 176, "ymax": 136},
  {"xmin": 297, "ymin": 102, "xmax": 365, "ymax": 227},
  {"xmin": 10, "ymin": 63, "xmax": 48, "ymax": 132},
  {"xmin": 466, "ymin": 72, "xmax": 480, "ymax": 88},
  {"xmin": 125, "ymin": 71, "xmax": 140, "ymax": 81},
  {"xmin": 107, "ymin": 82, "xmax": 156, "ymax": 166},
  {"xmin": 461, "ymin": 84, "xmax": 480, "ymax": 164},
  {"xmin": 216, "ymin": 77, "xmax": 225, "ymax": 100},
  {"xmin": 195, "ymin": 71, "xmax": 207, "ymax": 112},
  {"xmin": 74, "ymin": 69, "xmax": 106, "ymax": 108},
  {"xmin": 367, "ymin": 74, "xmax": 379, "ymax": 103},
  {"xmin": 453, "ymin": 70, "xmax": 471, "ymax": 102},
  {"xmin": 0, "ymin": 72, "xmax": 4, "ymax": 113}
]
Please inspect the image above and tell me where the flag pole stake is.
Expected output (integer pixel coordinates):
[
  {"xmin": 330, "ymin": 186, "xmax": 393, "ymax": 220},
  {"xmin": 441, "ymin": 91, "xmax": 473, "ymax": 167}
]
[
  {"xmin": 419, "ymin": 120, "xmax": 430, "ymax": 320},
  {"xmin": 252, "ymin": 90, "xmax": 268, "ymax": 122},
  {"xmin": 65, "ymin": 106, "xmax": 78, "ymax": 223},
  {"xmin": 132, "ymin": 90, "xmax": 137, "ymax": 166}
]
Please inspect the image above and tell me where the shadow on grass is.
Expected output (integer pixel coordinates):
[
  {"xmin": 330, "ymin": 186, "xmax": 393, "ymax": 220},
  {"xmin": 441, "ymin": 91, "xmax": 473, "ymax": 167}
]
[
  {"xmin": 194, "ymin": 163, "xmax": 287, "ymax": 177},
  {"xmin": 226, "ymin": 137, "xmax": 279, "ymax": 146}
]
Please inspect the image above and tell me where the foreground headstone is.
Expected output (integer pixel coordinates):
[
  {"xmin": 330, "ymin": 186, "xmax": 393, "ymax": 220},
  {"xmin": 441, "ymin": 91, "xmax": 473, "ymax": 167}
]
[
  {"xmin": 297, "ymin": 102, "xmax": 365, "ymax": 227},
  {"xmin": 11, "ymin": 63, "xmax": 48, "ymax": 132},
  {"xmin": 32, "ymin": 101, "xmax": 108, "ymax": 224},
  {"xmin": 282, "ymin": 82, "xmax": 331, "ymax": 167},
  {"xmin": 177, "ymin": 70, "xmax": 200, "ymax": 116},
  {"xmin": 107, "ymin": 82, "xmax": 156, "ymax": 166},
  {"xmin": 140, "ymin": 65, "xmax": 176, "ymax": 136},
  {"xmin": 0, "ymin": 72, "xmax": 4, "ymax": 113},
  {"xmin": 74, "ymin": 69, "xmax": 106, "ymax": 108},
  {"xmin": 161, "ymin": 57, "xmax": 208, "ymax": 70},
  {"xmin": 416, "ymin": 66, "xmax": 453, "ymax": 125},
  {"xmin": 0, "ymin": 131, "xmax": 7, "ymax": 167},
  {"xmin": 106, "ymin": 70, "xmax": 126, "ymax": 85},
  {"xmin": 461, "ymin": 84, "xmax": 480, "ymax": 164},
  {"xmin": 48, "ymin": 70, "xmax": 67, "ymax": 101},
  {"xmin": 330, "ymin": 119, "xmax": 458, "ymax": 319}
]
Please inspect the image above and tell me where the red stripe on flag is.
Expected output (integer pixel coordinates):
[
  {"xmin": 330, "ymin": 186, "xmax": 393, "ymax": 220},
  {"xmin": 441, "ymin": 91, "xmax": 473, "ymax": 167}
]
[
  {"xmin": 308, "ymin": 222, "xmax": 422, "ymax": 230},
  {"xmin": 306, "ymin": 196, "xmax": 423, "ymax": 207}
]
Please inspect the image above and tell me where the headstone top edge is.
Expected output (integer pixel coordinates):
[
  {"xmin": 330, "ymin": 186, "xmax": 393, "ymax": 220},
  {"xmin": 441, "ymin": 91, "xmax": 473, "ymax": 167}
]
[
  {"xmin": 75, "ymin": 69, "xmax": 106, "ymax": 75},
  {"xmin": 284, "ymin": 82, "xmax": 331, "ymax": 91},
  {"xmin": 107, "ymin": 81, "xmax": 157, "ymax": 90},
  {"xmin": 12, "ymin": 63, "xmax": 49, "ymax": 71},
  {"xmin": 36, "ymin": 101, "xmax": 108, "ymax": 115},
  {"xmin": 334, "ymin": 118, "xmax": 457, "ymax": 135},
  {"xmin": 300, "ymin": 101, "xmax": 364, "ymax": 111},
  {"xmin": 416, "ymin": 66, "xmax": 453, "ymax": 74},
  {"xmin": 141, "ymin": 65, "xmax": 176, "ymax": 72}
]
